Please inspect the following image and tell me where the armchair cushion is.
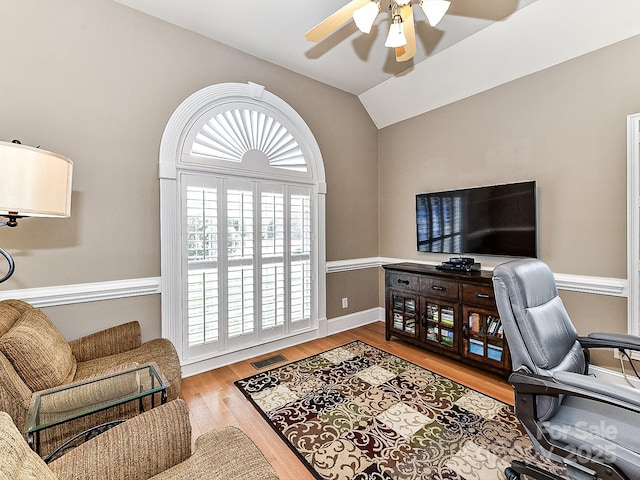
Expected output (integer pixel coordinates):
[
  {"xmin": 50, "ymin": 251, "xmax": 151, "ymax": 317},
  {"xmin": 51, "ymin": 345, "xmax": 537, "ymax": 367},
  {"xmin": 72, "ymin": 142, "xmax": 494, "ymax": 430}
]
[
  {"xmin": 73, "ymin": 339, "xmax": 181, "ymax": 402},
  {"xmin": 0, "ymin": 411, "xmax": 56, "ymax": 480},
  {"xmin": 39, "ymin": 362, "xmax": 140, "ymax": 419},
  {"xmin": 0, "ymin": 299, "xmax": 30, "ymax": 337},
  {"xmin": 0, "ymin": 308, "xmax": 76, "ymax": 391}
]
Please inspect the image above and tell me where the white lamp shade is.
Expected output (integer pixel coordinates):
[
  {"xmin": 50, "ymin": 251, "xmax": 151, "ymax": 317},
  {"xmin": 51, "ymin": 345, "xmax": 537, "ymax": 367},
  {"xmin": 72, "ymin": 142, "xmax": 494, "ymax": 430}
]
[
  {"xmin": 420, "ymin": 0, "xmax": 451, "ymax": 26},
  {"xmin": 384, "ymin": 19, "xmax": 407, "ymax": 47},
  {"xmin": 353, "ymin": 1, "xmax": 380, "ymax": 34},
  {"xmin": 0, "ymin": 141, "xmax": 73, "ymax": 218}
]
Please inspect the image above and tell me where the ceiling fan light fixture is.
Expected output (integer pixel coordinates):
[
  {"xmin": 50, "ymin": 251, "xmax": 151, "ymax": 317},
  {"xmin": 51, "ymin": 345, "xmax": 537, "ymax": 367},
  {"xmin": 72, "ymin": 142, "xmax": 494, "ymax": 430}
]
[
  {"xmin": 384, "ymin": 16, "xmax": 407, "ymax": 48},
  {"xmin": 420, "ymin": 0, "xmax": 451, "ymax": 27},
  {"xmin": 352, "ymin": 1, "xmax": 380, "ymax": 34}
]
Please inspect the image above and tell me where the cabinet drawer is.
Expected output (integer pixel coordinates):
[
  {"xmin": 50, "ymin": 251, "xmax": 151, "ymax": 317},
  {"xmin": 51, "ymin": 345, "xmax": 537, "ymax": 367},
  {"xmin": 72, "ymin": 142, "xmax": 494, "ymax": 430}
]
[
  {"xmin": 387, "ymin": 272, "xmax": 420, "ymax": 292},
  {"xmin": 462, "ymin": 284, "xmax": 496, "ymax": 308},
  {"xmin": 422, "ymin": 278, "xmax": 459, "ymax": 300}
]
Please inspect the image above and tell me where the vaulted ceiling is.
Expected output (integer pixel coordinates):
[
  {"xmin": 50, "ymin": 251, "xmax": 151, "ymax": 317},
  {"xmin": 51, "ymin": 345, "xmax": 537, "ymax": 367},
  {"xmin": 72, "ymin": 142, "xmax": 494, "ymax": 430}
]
[{"xmin": 113, "ymin": 0, "xmax": 640, "ymax": 128}]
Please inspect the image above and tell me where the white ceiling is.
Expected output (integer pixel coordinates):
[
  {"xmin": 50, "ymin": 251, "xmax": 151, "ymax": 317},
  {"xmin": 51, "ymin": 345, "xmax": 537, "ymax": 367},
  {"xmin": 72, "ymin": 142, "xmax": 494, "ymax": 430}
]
[
  {"xmin": 113, "ymin": 0, "xmax": 537, "ymax": 95},
  {"xmin": 113, "ymin": 0, "xmax": 640, "ymax": 128}
]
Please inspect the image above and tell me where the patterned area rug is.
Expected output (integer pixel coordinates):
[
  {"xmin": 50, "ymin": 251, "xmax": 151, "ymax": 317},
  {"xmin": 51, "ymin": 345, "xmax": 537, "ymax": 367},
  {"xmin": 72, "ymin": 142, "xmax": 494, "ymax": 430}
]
[{"xmin": 235, "ymin": 341, "xmax": 567, "ymax": 480}]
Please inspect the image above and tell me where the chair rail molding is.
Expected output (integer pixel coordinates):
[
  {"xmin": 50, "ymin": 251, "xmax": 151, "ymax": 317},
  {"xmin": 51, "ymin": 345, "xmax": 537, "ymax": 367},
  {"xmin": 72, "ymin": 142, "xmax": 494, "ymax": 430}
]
[
  {"xmin": 327, "ymin": 257, "xmax": 627, "ymax": 297},
  {"xmin": 0, "ymin": 257, "xmax": 624, "ymax": 309},
  {"xmin": 0, "ymin": 277, "xmax": 161, "ymax": 308}
]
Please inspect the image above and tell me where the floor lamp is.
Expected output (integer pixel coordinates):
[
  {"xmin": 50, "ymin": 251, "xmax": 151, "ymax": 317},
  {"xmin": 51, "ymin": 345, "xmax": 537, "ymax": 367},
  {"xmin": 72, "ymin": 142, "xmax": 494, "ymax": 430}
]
[{"xmin": 0, "ymin": 140, "xmax": 73, "ymax": 283}]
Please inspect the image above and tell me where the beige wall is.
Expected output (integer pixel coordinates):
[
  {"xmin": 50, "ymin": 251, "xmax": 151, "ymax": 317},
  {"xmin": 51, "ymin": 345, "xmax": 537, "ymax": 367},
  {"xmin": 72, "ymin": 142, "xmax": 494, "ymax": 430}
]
[
  {"xmin": 0, "ymin": 0, "xmax": 378, "ymax": 337},
  {"xmin": 326, "ymin": 269, "xmax": 380, "ymax": 319},
  {"xmin": 378, "ymin": 34, "xmax": 640, "ymax": 367},
  {"xmin": 379, "ymin": 36, "xmax": 640, "ymax": 278},
  {"xmin": 560, "ymin": 290, "xmax": 627, "ymax": 370}
]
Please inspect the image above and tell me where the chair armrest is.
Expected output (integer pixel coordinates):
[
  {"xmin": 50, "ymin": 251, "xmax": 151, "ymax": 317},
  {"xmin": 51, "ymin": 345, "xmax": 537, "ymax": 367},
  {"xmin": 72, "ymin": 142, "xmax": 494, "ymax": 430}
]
[
  {"xmin": 69, "ymin": 322, "xmax": 142, "ymax": 362},
  {"xmin": 38, "ymin": 366, "xmax": 141, "ymax": 416},
  {"xmin": 553, "ymin": 370, "xmax": 640, "ymax": 408},
  {"xmin": 48, "ymin": 399, "xmax": 192, "ymax": 480},
  {"xmin": 150, "ymin": 426, "xmax": 279, "ymax": 480},
  {"xmin": 509, "ymin": 369, "xmax": 640, "ymax": 414},
  {"xmin": 579, "ymin": 332, "xmax": 640, "ymax": 351},
  {"xmin": 0, "ymin": 353, "xmax": 32, "ymax": 428}
]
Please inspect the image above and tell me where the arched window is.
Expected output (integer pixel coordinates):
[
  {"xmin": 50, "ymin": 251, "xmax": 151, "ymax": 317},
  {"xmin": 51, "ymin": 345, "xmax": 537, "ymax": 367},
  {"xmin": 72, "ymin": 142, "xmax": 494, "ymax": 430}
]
[{"xmin": 159, "ymin": 82, "xmax": 326, "ymax": 368}]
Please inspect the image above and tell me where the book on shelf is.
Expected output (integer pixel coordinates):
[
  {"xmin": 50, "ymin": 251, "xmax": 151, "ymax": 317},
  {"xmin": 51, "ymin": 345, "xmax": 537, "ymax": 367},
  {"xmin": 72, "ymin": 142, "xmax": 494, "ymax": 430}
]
[
  {"xmin": 440, "ymin": 328, "xmax": 454, "ymax": 346},
  {"xmin": 441, "ymin": 308, "xmax": 454, "ymax": 326},
  {"xmin": 487, "ymin": 344, "xmax": 503, "ymax": 361},
  {"xmin": 486, "ymin": 316, "xmax": 502, "ymax": 337},
  {"xmin": 406, "ymin": 319, "xmax": 416, "ymax": 334},
  {"xmin": 406, "ymin": 299, "xmax": 416, "ymax": 313},
  {"xmin": 393, "ymin": 313, "xmax": 403, "ymax": 330},
  {"xmin": 469, "ymin": 338, "xmax": 484, "ymax": 356},
  {"xmin": 427, "ymin": 303, "xmax": 438, "ymax": 322},
  {"xmin": 468, "ymin": 313, "xmax": 480, "ymax": 332},
  {"xmin": 426, "ymin": 325, "xmax": 439, "ymax": 341}
]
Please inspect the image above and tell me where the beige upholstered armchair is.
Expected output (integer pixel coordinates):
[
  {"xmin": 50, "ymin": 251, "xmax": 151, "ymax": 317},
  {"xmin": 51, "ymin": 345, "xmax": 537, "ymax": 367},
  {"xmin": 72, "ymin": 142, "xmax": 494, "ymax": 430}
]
[
  {"xmin": 0, "ymin": 299, "xmax": 182, "ymax": 458},
  {"xmin": 0, "ymin": 399, "xmax": 280, "ymax": 480}
]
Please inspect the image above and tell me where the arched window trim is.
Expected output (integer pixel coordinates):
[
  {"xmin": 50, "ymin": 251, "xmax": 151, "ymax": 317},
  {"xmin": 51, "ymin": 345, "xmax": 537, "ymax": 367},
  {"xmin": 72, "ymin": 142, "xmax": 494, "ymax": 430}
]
[
  {"xmin": 182, "ymin": 101, "xmax": 313, "ymax": 177},
  {"xmin": 159, "ymin": 82, "xmax": 327, "ymax": 367}
]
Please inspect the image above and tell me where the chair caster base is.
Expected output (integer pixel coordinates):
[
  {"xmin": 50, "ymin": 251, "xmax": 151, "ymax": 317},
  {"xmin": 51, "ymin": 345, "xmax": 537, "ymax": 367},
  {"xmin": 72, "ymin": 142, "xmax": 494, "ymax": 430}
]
[
  {"xmin": 505, "ymin": 466, "xmax": 521, "ymax": 480},
  {"xmin": 505, "ymin": 460, "xmax": 566, "ymax": 480}
]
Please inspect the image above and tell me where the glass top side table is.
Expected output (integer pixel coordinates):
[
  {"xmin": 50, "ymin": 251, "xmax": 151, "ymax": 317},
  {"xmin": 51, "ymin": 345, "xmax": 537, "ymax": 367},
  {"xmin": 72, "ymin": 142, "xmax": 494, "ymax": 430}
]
[{"xmin": 24, "ymin": 362, "xmax": 168, "ymax": 461}]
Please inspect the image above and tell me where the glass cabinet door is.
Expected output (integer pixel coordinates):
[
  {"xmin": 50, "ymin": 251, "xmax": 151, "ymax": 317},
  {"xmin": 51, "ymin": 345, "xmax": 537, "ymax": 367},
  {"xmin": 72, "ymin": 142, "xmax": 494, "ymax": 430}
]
[
  {"xmin": 389, "ymin": 293, "xmax": 418, "ymax": 338},
  {"xmin": 462, "ymin": 306, "xmax": 508, "ymax": 368},
  {"xmin": 421, "ymin": 300, "xmax": 457, "ymax": 350}
]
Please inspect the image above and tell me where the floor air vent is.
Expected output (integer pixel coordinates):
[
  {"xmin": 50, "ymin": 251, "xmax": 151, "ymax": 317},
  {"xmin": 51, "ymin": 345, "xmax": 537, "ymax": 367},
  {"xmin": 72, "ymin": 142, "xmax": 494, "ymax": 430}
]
[{"xmin": 250, "ymin": 354, "xmax": 287, "ymax": 370}]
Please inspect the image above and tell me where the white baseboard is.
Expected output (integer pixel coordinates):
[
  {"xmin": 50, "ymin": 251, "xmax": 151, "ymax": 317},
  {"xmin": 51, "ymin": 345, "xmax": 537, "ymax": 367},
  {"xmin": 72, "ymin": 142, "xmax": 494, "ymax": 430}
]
[
  {"xmin": 181, "ymin": 309, "xmax": 384, "ymax": 377},
  {"xmin": 181, "ymin": 329, "xmax": 322, "ymax": 377},
  {"xmin": 326, "ymin": 307, "xmax": 384, "ymax": 335}
]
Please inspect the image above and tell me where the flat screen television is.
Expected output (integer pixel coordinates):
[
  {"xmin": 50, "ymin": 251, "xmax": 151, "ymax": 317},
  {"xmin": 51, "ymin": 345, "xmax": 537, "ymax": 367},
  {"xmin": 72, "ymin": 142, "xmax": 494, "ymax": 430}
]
[{"xmin": 416, "ymin": 181, "xmax": 537, "ymax": 258}]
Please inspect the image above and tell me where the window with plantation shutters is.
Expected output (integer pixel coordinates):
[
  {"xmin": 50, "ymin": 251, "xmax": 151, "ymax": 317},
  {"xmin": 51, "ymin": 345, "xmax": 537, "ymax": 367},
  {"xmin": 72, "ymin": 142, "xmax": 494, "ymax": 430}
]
[
  {"xmin": 185, "ymin": 178, "xmax": 313, "ymax": 355},
  {"xmin": 186, "ymin": 187, "xmax": 219, "ymax": 346},
  {"xmin": 160, "ymin": 82, "xmax": 325, "ymax": 367}
]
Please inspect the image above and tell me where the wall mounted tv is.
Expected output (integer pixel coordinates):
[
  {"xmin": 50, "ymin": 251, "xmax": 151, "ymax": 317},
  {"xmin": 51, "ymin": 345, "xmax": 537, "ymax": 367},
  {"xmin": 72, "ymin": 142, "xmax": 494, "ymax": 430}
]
[{"xmin": 416, "ymin": 181, "xmax": 537, "ymax": 258}]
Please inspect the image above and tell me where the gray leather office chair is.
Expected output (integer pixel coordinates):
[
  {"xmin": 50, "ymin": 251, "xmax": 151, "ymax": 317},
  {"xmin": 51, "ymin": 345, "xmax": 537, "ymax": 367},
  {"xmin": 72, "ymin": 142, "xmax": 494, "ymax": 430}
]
[{"xmin": 492, "ymin": 258, "xmax": 640, "ymax": 480}]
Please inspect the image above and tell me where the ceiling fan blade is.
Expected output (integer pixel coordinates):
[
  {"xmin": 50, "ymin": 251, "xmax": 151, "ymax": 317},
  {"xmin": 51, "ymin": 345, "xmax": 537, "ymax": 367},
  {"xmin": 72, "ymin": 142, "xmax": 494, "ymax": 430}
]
[
  {"xmin": 305, "ymin": 0, "xmax": 371, "ymax": 42},
  {"xmin": 395, "ymin": 5, "xmax": 416, "ymax": 62}
]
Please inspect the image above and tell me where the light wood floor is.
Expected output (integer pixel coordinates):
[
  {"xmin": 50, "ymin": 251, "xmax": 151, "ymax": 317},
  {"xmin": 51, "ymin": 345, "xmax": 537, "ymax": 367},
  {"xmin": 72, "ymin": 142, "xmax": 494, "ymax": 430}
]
[{"xmin": 180, "ymin": 322, "xmax": 514, "ymax": 480}]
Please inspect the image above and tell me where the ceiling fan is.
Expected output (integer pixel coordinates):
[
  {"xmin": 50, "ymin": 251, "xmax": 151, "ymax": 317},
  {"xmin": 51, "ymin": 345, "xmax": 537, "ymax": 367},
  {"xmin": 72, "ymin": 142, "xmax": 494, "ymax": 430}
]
[{"xmin": 305, "ymin": 0, "xmax": 451, "ymax": 62}]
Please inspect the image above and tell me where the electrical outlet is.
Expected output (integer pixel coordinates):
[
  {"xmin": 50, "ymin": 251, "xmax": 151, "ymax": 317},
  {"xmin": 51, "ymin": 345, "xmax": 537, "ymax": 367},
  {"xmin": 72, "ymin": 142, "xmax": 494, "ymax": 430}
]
[{"xmin": 342, "ymin": 297, "xmax": 348, "ymax": 309}]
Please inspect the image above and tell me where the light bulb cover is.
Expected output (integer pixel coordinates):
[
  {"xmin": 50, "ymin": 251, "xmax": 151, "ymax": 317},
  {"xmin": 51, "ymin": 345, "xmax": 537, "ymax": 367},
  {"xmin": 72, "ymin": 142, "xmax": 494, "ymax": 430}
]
[
  {"xmin": 353, "ymin": 1, "xmax": 380, "ymax": 34},
  {"xmin": 384, "ymin": 17, "xmax": 407, "ymax": 48},
  {"xmin": 420, "ymin": 0, "xmax": 450, "ymax": 27}
]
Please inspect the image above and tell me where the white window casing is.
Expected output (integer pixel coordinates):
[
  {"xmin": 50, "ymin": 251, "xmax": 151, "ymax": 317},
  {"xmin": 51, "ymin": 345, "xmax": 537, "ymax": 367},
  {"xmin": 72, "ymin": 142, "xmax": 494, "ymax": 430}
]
[
  {"xmin": 159, "ymin": 82, "xmax": 326, "ymax": 365},
  {"xmin": 628, "ymin": 113, "xmax": 640, "ymax": 335}
]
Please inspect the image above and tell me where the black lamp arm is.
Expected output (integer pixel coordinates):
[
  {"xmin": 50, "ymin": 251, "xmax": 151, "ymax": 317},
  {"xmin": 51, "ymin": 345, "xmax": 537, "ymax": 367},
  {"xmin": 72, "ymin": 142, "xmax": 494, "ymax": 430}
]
[
  {"xmin": 0, "ymin": 247, "xmax": 15, "ymax": 283},
  {"xmin": 0, "ymin": 216, "xmax": 20, "ymax": 283}
]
